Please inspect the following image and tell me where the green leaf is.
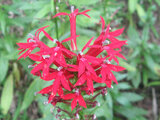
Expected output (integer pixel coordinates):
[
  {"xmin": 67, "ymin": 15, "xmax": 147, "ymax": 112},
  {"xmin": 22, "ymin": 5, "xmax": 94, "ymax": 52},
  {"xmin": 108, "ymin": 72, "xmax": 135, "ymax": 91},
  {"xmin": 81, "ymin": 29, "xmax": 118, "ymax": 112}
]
[
  {"xmin": 136, "ymin": 4, "xmax": 146, "ymax": 22},
  {"xmin": 117, "ymin": 82, "xmax": 131, "ymax": 90},
  {"xmin": 0, "ymin": 57, "xmax": 9, "ymax": 83},
  {"xmin": 21, "ymin": 78, "xmax": 46, "ymax": 111},
  {"xmin": 0, "ymin": 10, "xmax": 6, "ymax": 35},
  {"xmin": 0, "ymin": 74, "xmax": 14, "ymax": 115},
  {"xmin": 128, "ymin": 0, "xmax": 138, "ymax": 13},
  {"xmin": 119, "ymin": 59, "xmax": 136, "ymax": 72},
  {"xmin": 69, "ymin": 0, "xmax": 99, "ymax": 7},
  {"xmin": 32, "ymin": 4, "xmax": 51, "ymax": 24},
  {"xmin": 142, "ymin": 70, "xmax": 148, "ymax": 87},
  {"xmin": 13, "ymin": 63, "xmax": 20, "ymax": 82},
  {"xmin": 121, "ymin": 92, "xmax": 144, "ymax": 102},
  {"xmin": 148, "ymin": 81, "xmax": 160, "ymax": 86},
  {"xmin": 132, "ymin": 71, "xmax": 141, "ymax": 88},
  {"xmin": 115, "ymin": 106, "xmax": 147, "ymax": 119}
]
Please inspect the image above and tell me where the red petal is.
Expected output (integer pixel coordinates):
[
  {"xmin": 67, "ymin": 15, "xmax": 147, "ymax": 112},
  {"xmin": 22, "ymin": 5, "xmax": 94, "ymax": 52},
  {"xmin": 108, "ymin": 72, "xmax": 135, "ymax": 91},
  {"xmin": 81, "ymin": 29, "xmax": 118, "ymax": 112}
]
[
  {"xmin": 110, "ymin": 28, "xmax": 124, "ymax": 37},
  {"xmin": 78, "ymin": 95, "xmax": 87, "ymax": 108},
  {"xmin": 100, "ymin": 16, "xmax": 105, "ymax": 31},
  {"xmin": 53, "ymin": 12, "xmax": 69, "ymax": 18},
  {"xmin": 71, "ymin": 98, "xmax": 77, "ymax": 111},
  {"xmin": 78, "ymin": 61, "xmax": 85, "ymax": 77},
  {"xmin": 29, "ymin": 54, "xmax": 42, "ymax": 61},
  {"xmin": 75, "ymin": 73, "xmax": 86, "ymax": 86},
  {"xmin": 82, "ymin": 37, "xmax": 94, "ymax": 52},
  {"xmin": 62, "ymin": 93, "xmax": 75, "ymax": 100},
  {"xmin": 60, "ymin": 75, "xmax": 71, "ymax": 91},
  {"xmin": 108, "ymin": 64, "xmax": 125, "ymax": 72},
  {"xmin": 31, "ymin": 62, "xmax": 44, "ymax": 74},
  {"xmin": 38, "ymin": 85, "xmax": 53, "ymax": 94}
]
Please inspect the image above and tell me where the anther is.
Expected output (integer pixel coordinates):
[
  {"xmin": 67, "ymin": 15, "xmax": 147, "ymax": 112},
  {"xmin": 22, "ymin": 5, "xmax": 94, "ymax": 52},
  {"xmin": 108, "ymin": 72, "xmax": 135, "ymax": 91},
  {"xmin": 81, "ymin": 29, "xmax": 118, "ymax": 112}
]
[
  {"xmin": 29, "ymin": 39, "xmax": 36, "ymax": 43},
  {"xmin": 53, "ymin": 39, "xmax": 58, "ymax": 43},
  {"xmin": 28, "ymin": 33, "xmax": 34, "ymax": 38},
  {"xmin": 42, "ymin": 55, "xmax": 50, "ymax": 59},
  {"xmin": 57, "ymin": 66, "xmax": 63, "ymax": 71},
  {"xmin": 104, "ymin": 60, "xmax": 111, "ymax": 64},
  {"xmin": 111, "ymin": 85, "xmax": 114, "ymax": 89},
  {"xmin": 78, "ymin": 51, "xmax": 83, "ymax": 55},
  {"xmin": 28, "ymin": 65, "xmax": 34, "ymax": 68},
  {"xmin": 71, "ymin": 6, "xmax": 75, "ymax": 13},
  {"xmin": 102, "ymin": 40, "xmax": 110, "ymax": 45}
]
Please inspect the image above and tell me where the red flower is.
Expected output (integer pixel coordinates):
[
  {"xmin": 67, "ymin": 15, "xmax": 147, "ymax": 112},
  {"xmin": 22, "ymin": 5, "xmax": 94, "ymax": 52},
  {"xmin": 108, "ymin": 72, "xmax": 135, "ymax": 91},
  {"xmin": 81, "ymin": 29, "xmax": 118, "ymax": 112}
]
[
  {"xmin": 62, "ymin": 89, "xmax": 87, "ymax": 110},
  {"xmin": 53, "ymin": 8, "xmax": 90, "ymax": 50}
]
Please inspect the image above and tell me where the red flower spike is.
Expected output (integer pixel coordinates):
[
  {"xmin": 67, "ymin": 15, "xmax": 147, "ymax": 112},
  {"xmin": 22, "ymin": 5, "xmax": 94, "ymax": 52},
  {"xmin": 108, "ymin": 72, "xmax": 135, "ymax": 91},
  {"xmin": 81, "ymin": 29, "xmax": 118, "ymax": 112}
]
[{"xmin": 17, "ymin": 8, "xmax": 127, "ymax": 116}]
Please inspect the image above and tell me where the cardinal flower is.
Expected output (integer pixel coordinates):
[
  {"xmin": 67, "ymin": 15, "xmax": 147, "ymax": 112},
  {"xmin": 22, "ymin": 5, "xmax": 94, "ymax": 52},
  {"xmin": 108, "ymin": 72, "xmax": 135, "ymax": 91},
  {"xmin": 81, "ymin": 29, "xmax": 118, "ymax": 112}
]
[
  {"xmin": 53, "ymin": 8, "xmax": 90, "ymax": 50},
  {"xmin": 62, "ymin": 89, "xmax": 87, "ymax": 110},
  {"xmin": 17, "ymin": 26, "xmax": 53, "ymax": 60}
]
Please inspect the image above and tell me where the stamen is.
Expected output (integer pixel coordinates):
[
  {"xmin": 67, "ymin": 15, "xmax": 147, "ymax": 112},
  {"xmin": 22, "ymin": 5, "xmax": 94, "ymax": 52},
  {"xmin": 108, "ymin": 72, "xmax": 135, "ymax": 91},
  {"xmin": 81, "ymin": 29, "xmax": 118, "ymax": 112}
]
[
  {"xmin": 71, "ymin": 6, "xmax": 74, "ymax": 13},
  {"xmin": 57, "ymin": 66, "xmax": 63, "ymax": 71},
  {"xmin": 42, "ymin": 55, "xmax": 50, "ymax": 59},
  {"xmin": 28, "ymin": 65, "xmax": 34, "ymax": 68},
  {"xmin": 53, "ymin": 39, "xmax": 58, "ymax": 43},
  {"xmin": 56, "ymin": 6, "xmax": 59, "ymax": 10},
  {"xmin": 28, "ymin": 33, "xmax": 34, "ymax": 38},
  {"xmin": 29, "ymin": 39, "xmax": 36, "ymax": 43},
  {"xmin": 58, "ymin": 0, "xmax": 61, "ymax": 3},
  {"xmin": 111, "ymin": 85, "xmax": 114, "ymax": 89},
  {"xmin": 75, "ymin": 89, "xmax": 79, "ymax": 93},
  {"xmin": 78, "ymin": 51, "xmax": 83, "ymax": 55},
  {"xmin": 102, "ymin": 40, "xmax": 110, "ymax": 45},
  {"xmin": 109, "ymin": 27, "xmax": 111, "ymax": 30},
  {"xmin": 104, "ymin": 60, "xmax": 111, "ymax": 64}
]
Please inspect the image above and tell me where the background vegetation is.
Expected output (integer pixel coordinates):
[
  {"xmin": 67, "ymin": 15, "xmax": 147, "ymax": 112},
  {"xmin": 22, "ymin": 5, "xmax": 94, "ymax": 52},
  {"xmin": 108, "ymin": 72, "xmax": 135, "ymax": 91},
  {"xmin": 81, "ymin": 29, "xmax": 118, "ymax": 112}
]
[{"xmin": 0, "ymin": 0, "xmax": 160, "ymax": 120}]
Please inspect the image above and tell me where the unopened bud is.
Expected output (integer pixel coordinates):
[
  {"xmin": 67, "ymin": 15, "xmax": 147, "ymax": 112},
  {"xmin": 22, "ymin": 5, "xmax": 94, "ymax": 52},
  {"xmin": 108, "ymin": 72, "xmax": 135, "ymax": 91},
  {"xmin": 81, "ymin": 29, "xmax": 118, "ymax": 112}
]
[
  {"xmin": 93, "ymin": 114, "xmax": 96, "ymax": 119},
  {"xmin": 76, "ymin": 113, "xmax": 79, "ymax": 119},
  {"xmin": 43, "ymin": 101, "xmax": 49, "ymax": 105},
  {"xmin": 97, "ymin": 102, "xmax": 100, "ymax": 106},
  {"xmin": 34, "ymin": 92, "xmax": 38, "ymax": 96}
]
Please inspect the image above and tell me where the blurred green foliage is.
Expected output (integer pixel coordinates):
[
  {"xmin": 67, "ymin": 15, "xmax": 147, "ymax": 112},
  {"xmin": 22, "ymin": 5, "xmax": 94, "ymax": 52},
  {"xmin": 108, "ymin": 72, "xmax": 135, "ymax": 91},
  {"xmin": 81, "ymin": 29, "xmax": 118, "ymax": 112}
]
[{"xmin": 0, "ymin": 0, "xmax": 160, "ymax": 120}]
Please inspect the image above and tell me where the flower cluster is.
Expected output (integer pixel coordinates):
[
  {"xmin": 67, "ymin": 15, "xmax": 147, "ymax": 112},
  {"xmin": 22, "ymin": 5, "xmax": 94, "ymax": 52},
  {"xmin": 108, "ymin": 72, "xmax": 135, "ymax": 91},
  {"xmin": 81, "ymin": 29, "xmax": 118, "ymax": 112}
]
[{"xmin": 17, "ymin": 7, "xmax": 127, "ymax": 118}]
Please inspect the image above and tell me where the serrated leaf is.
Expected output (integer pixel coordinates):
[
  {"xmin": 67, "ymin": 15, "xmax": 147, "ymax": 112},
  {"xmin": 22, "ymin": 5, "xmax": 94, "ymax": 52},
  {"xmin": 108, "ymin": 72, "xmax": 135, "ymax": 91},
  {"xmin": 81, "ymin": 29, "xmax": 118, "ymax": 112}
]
[
  {"xmin": 128, "ymin": 0, "xmax": 138, "ymax": 13},
  {"xmin": 0, "ymin": 74, "xmax": 14, "ymax": 114},
  {"xmin": 0, "ymin": 57, "xmax": 9, "ymax": 83}
]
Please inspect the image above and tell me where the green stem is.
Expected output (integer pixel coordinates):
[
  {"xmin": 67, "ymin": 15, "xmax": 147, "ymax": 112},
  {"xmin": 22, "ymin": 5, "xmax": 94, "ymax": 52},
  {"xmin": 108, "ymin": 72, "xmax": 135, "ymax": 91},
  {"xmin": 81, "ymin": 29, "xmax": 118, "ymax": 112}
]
[{"xmin": 54, "ymin": 0, "xmax": 59, "ymax": 39}]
